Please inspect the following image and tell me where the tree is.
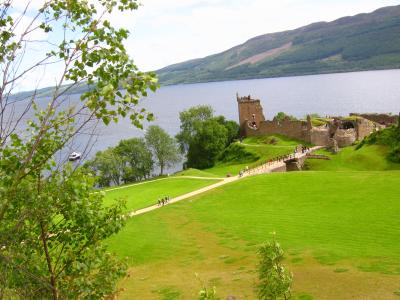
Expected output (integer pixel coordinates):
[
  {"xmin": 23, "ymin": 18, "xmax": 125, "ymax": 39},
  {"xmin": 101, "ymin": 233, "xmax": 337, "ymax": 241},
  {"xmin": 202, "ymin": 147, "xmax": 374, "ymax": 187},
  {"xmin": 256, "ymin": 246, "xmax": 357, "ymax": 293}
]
[
  {"xmin": 257, "ymin": 237, "xmax": 293, "ymax": 300},
  {"xmin": 214, "ymin": 116, "xmax": 240, "ymax": 145},
  {"xmin": 0, "ymin": 1, "xmax": 157, "ymax": 298},
  {"xmin": 187, "ymin": 119, "xmax": 228, "ymax": 169},
  {"xmin": 84, "ymin": 138, "xmax": 154, "ymax": 185},
  {"xmin": 176, "ymin": 106, "xmax": 240, "ymax": 169},
  {"xmin": 176, "ymin": 105, "xmax": 214, "ymax": 153},
  {"xmin": 115, "ymin": 138, "xmax": 154, "ymax": 182},
  {"xmin": 273, "ymin": 112, "xmax": 297, "ymax": 122},
  {"xmin": 145, "ymin": 125, "xmax": 180, "ymax": 175},
  {"xmin": 84, "ymin": 148, "xmax": 125, "ymax": 187}
]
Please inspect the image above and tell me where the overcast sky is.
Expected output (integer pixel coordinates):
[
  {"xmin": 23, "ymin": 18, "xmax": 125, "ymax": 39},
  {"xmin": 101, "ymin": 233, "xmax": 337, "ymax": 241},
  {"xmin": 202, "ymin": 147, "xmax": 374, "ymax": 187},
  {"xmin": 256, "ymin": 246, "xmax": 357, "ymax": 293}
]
[
  {"xmin": 124, "ymin": 0, "xmax": 400, "ymax": 71},
  {"xmin": 9, "ymin": 0, "xmax": 400, "ymax": 91}
]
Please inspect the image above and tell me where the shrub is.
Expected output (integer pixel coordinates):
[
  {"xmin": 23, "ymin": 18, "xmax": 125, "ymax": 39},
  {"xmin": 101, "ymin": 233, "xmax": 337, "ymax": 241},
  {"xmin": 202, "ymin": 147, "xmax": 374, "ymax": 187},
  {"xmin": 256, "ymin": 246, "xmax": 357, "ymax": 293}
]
[
  {"xmin": 257, "ymin": 238, "xmax": 293, "ymax": 300},
  {"xmin": 219, "ymin": 143, "xmax": 259, "ymax": 163},
  {"xmin": 357, "ymin": 126, "xmax": 400, "ymax": 158},
  {"xmin": 388, "ymin": 146, "xmax": 400, "ymax": 163},
  {"xmin": 273, "ymin": 112, "xmax": 297, "ymax": 122}
]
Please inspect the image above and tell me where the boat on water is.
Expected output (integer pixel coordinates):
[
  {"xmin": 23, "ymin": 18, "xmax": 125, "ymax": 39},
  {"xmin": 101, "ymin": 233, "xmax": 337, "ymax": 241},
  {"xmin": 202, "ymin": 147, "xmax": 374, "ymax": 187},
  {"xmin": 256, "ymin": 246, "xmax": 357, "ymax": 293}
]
[{"xmin": 68, "ymin": 152, "xmax": 82, "ymax": 161}]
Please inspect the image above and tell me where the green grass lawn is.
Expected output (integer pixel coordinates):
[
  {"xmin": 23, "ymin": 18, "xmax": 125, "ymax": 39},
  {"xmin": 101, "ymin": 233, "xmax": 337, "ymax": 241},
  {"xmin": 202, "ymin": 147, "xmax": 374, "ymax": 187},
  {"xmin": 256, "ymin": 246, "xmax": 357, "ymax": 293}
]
[
  {"xmin": 103, "ymin": 177, "xmax": 220, "ymax": 212},
  {"xmin": 305, "ymin": 145, "xmax": 400, "ymax": 171},
  {"xmin": 107, "ymin": 171, "xmax": 400, "ymax": 298},
  {"xmin": 187, "ymin": 172, "xmax": 400, "ymax": 261},
  {"xmin": 108, "ymin": 171, "xmax": 400, "ymax": 264},
  {"xmin": 104, "ymin": 135, "xmax": 400, "ymax": 298},
  {"xmin": 173, "ymin": 168, "xmax": 222, "ymax": 178}
]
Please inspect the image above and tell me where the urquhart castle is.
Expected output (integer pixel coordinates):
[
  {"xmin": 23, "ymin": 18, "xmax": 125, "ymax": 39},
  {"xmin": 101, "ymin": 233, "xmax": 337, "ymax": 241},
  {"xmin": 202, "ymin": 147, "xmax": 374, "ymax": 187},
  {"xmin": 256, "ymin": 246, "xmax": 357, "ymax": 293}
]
[{"xmin": 237, "ymin": 94, "xmax": 399, "ymax": 149}]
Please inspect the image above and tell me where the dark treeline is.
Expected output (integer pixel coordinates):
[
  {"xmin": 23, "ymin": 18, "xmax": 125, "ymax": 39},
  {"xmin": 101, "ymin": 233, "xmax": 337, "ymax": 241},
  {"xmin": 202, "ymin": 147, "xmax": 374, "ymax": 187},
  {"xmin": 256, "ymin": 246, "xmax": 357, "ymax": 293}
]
[
  {"xmin": 84, "ymin": 125, "xmax": 180, "ymax": 187},
  {"xmin": 85, "ymin": 105, "xmax": 240, "ymax": 186},
  {"xmin": 176, "ymin": 105, "xmax": 240, "ymax": 169}
]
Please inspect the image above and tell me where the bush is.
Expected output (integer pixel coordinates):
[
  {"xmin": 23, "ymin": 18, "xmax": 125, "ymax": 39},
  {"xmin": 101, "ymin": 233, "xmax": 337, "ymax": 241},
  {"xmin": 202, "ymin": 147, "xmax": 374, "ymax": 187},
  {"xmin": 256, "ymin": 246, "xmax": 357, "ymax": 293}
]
[
  {"xmin": 257, "ymin": 238, "xmax": 293, "ymax": 300},
  {"xmin": 357, "ymin": 126, "xmax": 400, "ymax": 159},
  {"xmin": 219, "ymin": 143, "xmax": 259, "ymax": 163},
  {"xmin": 273, "ymin": 112, "xmax": 297, "ymax": 122},
  {"xmin": 388, "ymin": 146, "xmax": 400, "ymax": 163}
]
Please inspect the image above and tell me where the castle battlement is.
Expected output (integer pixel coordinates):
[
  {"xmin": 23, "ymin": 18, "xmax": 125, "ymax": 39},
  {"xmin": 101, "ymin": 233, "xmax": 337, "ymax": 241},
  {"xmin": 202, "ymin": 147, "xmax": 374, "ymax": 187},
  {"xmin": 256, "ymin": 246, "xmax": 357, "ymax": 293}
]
[{"xmin": 236, "ymin": 93, "xmax": 261, "ymax": 103}]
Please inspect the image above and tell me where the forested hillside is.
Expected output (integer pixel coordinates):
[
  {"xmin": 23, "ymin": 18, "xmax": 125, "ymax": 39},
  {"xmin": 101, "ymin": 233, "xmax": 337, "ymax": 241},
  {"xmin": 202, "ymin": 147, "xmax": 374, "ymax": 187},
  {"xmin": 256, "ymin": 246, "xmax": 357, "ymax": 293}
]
[{"xmin": 157, "ymin": 5, "xmax": 400, "ymax": 85}]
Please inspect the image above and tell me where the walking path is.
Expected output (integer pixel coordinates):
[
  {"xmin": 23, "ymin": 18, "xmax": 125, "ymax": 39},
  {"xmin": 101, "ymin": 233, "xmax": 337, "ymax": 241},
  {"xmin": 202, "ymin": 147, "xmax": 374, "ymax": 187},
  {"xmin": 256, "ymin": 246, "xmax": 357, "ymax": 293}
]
[{"xmin": 127, "ymin": 146, "xmax": 323, "ymax": 217}]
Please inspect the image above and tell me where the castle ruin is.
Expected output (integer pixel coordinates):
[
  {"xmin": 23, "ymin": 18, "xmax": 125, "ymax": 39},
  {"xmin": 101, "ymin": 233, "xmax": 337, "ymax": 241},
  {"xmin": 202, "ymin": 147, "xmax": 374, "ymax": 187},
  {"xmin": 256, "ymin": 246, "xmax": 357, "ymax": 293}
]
[{"xmin": 237, "ymin": 94, "xmax": 393, "ymax": 148}]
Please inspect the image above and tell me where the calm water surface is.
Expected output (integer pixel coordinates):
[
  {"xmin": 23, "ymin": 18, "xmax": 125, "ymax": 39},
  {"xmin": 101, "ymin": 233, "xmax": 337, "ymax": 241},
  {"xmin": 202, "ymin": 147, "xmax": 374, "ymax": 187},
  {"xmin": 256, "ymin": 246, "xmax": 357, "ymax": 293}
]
[
  {"xmin": 14, "ymin": 69, "xmax": 400, "ymax": 171},
  {"xmin": 100, "ymin": 69, "xmax": 400, "ymax": 150}
]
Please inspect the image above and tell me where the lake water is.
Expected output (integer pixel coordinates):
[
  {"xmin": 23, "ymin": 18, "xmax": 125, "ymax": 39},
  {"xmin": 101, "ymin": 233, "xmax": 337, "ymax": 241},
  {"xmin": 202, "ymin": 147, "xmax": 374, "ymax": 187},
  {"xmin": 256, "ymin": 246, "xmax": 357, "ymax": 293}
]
[
  {"xmin": 99, "ymin": 69, "xmax": 400, "ymax": 148},
  {"xmin": 12, "ymin": 69, "xmax": 400, "ymax": 172}
]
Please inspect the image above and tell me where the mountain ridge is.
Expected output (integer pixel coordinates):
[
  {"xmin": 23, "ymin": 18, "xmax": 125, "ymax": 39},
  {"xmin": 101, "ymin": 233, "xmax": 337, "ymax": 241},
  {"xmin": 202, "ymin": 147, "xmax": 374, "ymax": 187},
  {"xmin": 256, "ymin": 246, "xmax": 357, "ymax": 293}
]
[
  {"xmin": 11, "ymin": 5, "xmax": 400, "ymax": 98},
  {"xmin": 156, "ymin": 5, "xmax": 400, "ymax": 85}
]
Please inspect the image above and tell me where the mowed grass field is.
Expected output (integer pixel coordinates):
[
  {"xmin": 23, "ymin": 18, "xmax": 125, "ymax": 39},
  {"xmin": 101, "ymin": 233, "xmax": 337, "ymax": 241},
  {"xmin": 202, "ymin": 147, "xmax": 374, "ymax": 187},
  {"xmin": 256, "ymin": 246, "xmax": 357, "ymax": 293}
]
[
  {"xmin": 103, "ymin": 177, "xmax": 221, "ymax": 213},
  {"xmin": 106, "ymin": 171, "xmax": 400, "ymax": 299}
]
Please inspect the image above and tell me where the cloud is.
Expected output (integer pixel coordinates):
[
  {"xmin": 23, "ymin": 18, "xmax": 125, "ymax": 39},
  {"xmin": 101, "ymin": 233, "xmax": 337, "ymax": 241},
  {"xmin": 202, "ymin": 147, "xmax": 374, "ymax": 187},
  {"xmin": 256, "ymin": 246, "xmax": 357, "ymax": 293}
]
[
  {"xmin": 115, "ymin": 0, "xmax": 400, "ymax": 71},
  {"xmin": 9, "ymin": 0, "xmax": 400, "ymax": 90},
  {"xmin": 11, "ymin": 0, "xmax": 45, "ymax": 12}
]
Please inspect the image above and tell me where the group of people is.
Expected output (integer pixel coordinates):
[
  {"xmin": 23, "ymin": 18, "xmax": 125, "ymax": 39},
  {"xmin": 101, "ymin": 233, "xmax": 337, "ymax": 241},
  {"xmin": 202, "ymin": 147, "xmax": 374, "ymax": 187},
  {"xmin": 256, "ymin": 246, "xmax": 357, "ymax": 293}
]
[
  {"xmin": 157, "ymin": 196, "xmax": 170, "ymax": 206},
  {"xmin": 239, "ymin": 166, "xmax": 249, "ymax": 177},
  {"xmin": 300, "ymin": 146, "xmax": 311, "ymax": 153}
]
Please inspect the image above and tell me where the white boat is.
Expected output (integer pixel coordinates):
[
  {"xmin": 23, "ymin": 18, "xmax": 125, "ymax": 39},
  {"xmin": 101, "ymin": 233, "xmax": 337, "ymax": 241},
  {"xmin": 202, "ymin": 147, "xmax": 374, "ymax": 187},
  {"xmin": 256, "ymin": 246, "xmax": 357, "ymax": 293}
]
[{"xmin": 68, "ymin": 152, "xmax": 82, "ymax": 161}]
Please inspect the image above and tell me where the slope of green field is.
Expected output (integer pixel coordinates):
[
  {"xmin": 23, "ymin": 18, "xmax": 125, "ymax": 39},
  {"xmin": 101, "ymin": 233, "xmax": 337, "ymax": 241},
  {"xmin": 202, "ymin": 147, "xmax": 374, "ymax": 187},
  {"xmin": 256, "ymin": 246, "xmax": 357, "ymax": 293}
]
[
  {"xmin": 173, "ymin": 168, "xmax": 222, "ymax": 178},
  {"xmin": 204, "ymin": 135, "xmax": 299, "ymax": 176},
  {"xmin": 305, "ymin": 145, "xmax": 400, "ymax": 171},
  {"xmin": 107, "ymin": 171, "xmax": 400, "ymax": 298},
  {"xmin": 103, "ymin": 177, "xmax": 220, "ymax": 212}
]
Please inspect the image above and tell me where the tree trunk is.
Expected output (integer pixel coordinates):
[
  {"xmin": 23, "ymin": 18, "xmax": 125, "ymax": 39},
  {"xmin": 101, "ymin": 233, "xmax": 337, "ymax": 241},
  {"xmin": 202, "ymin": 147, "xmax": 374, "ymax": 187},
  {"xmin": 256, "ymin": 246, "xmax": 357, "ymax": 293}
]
[
  {"xmin": 160, "ymin": 162, "xmax": 164, "ymax": 176},
  {"xmin": 40, "ymin": 222, "xmax": 58, "ymax": 300}
]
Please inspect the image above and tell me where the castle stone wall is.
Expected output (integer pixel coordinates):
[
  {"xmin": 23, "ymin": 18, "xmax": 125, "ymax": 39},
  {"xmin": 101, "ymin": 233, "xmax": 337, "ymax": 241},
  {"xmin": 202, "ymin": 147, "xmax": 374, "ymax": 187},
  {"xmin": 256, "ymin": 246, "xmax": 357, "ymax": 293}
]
[
  {"xmin": 310, "ymin": 128, "xmax": 330, "ymax": 146},
  {"xmin": 285, "ymin": 156, "xmax": 307, "ymax": 171},
  {"xmin": 334, "ymin": 128, "xmax": 357, "ymax": 147},
  {"xmin": 245, "ymin": 119, "xmax": 310, "ymax": 142},
  {"xmin": 351, "ymin": 113, "xmax": 399, "ymax": 125},
  {"xmin": 356, "ymin": 118, "xmax": 376, "ymax": 140},
  {"xmin": 237, "ymin": 94, "xmax": 382, "ymax": 148},
  {"xmin": 271, "ymin": 165, "xmax": 286, "ymax": 172},
  {"xmin": 237, "ymin": 96, "xmax": 265, "ymax": 134}
]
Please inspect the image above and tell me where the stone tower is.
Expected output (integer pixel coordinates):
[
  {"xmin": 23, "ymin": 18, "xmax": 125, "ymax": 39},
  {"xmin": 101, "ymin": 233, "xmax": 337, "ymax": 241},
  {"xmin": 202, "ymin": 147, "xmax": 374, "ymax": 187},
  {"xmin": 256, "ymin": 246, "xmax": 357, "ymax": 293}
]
[{"xmin": 237, "ymin": 93, "xmax": 265, "ymax": 135}]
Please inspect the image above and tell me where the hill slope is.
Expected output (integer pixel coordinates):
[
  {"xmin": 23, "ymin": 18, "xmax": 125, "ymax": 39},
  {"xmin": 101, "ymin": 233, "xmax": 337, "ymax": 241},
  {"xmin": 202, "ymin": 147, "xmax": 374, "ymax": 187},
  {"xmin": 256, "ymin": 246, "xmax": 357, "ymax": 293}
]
[{"xmin": 157, "ymin": 5, "xmax": 400, "ymax": 85}]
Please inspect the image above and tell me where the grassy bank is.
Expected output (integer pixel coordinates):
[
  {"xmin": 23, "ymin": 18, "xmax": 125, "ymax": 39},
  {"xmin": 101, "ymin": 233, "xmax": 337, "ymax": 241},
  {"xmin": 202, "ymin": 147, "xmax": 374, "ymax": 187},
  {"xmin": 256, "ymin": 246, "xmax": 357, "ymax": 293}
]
[
  {"xmin": 204, "ymin": 135, "xmax": 301, "ymax": 176},
  {"xmin": 305, "ymin": 145, "xmax": 400, "ymax": 171}
]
